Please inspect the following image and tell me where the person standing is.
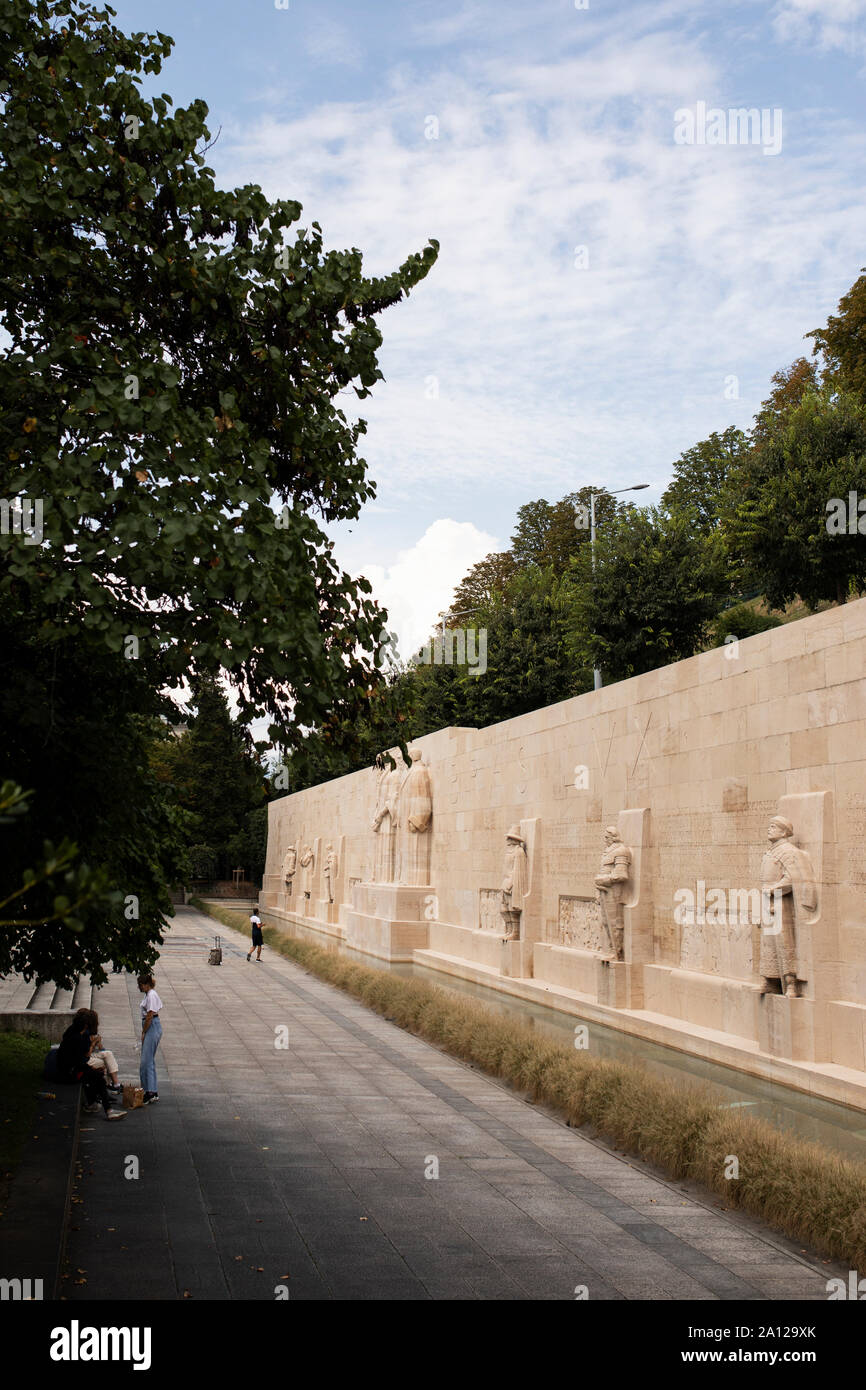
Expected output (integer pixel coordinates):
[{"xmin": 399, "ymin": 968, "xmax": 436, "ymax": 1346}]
[
  {"xmin": 247, "ymin": 910, "xmax": 264, "ymax": 962},
  {"xmin": 137, "ymin": 973, "xmax": 163, "ymax": 1105}
]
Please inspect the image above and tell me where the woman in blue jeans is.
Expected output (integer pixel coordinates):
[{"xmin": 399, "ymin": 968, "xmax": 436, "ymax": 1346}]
[{"xmin": 137, "ymin": 973, "xmax": 163, "ymax": 1105}]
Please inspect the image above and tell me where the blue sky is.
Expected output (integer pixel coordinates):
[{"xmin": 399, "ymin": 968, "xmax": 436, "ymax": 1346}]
[{"xmin": 110, "ymin": 0, "xmax": 866, "ymax": 655}]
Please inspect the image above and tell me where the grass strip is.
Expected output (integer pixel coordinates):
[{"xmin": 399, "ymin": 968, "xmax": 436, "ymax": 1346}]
[
  {"xmin": 0, "ymin": 1029, "xmax": 52, "ymax": 1214},
  {"xmin": 190, "ymin": 899, "xmax": 866, "ymax": 1272}
]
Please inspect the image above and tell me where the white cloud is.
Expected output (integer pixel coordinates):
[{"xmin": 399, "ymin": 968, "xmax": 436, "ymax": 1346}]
[
  {"xmin": 212, "ymin": 16, "xmax": 866, "ymax": 507},
  {"xmin": 304, "ymin": 16, "xmax": 364, "ymax": 70},
  {"xmin": 360, "ymin": 517, "xmax": 501, "ymax": 658},
  {"xmin": 773, "ymin": 0, "xmax": 866, "ymax": 52}
]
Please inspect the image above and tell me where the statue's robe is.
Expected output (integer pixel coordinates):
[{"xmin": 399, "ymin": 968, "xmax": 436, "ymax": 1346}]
[
  {"xmin": 500, "ymin": 840, "xmax": 528, "ymax": 937},
  {"xmin": 759, "ymin": 839, "xmax": 816, "ymax": 984},
  {"xmin": 373, "ymin": 768, "xmax": 402, "ymax": 882},
  {"xmin": 299, "ymin": 847, "xmax": 315, "ymax": 898},
  {"xmin": 323, "ymin": 852, "xmax": 338, "ymax": 902},
  {"xmin": 402, "ymin": 761, "xmax": 433, "ymax": 886}
]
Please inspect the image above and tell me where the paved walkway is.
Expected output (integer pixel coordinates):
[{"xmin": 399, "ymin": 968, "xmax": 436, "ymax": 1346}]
[{"xmin": 62, "ymin": 907, "xmax": 842, "ymax": 1301}]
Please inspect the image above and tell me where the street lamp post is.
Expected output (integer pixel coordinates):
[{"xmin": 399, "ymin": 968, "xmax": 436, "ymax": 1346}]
[
  {"xmin": 438, "ymin": 606, "xmax": 481, "ymax": 639},
  {"xmin": 590, "ymin": 484, "xmax": 650, "ymax": 691},
  {"xmin": 431, "ymin": 607, "xmax": 482, "ymax": 665}
]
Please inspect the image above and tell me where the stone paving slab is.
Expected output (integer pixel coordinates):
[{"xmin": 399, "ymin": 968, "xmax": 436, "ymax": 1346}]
[{"xmin": 60, "ymin": 906, "xmax": 847, "ymax": 1301}]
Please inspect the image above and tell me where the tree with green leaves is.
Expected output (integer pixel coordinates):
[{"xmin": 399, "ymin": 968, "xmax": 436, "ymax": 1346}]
[
  {"xmin": 460, "ymin": 566, "xmax": 591, "ymax": 724},
  {"xmin": 1, "ymin": 0, "xmax": 436, "ymax": 736},
  {"xmin": 662, "ymin": 427, "xmax": 749, "ymax": 532},
  {"xmin": 0, "ymin": 625, "xmax": 190, "ymax": 986},
  {"xmin": 574, "ymin": 505, "xmax": 727, "ymax": 683},
  {"xmin": 450, "ymin": 551, "xmax": 518, "ymax": 617},
  {"xmin": 750, "ymin": 358, "xmax": 821, "ymax": 449},
  {"xmin": 509, "ymin": 488, "xmax": 618, "ymax": 571},
  {"xmin": 151, "ymin": 675, "xmax": 267, "ymax": 879},
  {"xmin": 0, "ymin": 782, "xmax": 113, "ymax": 933},
  {"xmin": 807, "ymin": 270, "xmax": 866, "ymax": 402},
  {"xmin": 0, "ymin": 0, "xmax": 436, "ymax": 982},
  {"xmin": 725, "ymin": 389, "xmax": 866, "ymax": 610}
]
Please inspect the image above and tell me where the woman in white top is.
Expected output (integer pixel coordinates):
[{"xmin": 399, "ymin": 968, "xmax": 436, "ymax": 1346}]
[{"xmin": 137, "ymin": 973, "xmax": 163, "ymax": 1105}]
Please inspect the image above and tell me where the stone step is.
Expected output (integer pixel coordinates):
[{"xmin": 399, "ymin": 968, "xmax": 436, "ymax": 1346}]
[
  {"xmin": 72, "ymin": 976, "xmax": 91, "ymax": 1008},
  {"xmin": 26, "ymin": 980, "xmax": 56, "ymax": 1011}
]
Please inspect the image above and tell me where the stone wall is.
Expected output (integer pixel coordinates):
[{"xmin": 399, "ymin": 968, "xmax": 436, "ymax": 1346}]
[{"xmin": 261, "ymin": 596, "xmax": 866, "ymax": 1107}]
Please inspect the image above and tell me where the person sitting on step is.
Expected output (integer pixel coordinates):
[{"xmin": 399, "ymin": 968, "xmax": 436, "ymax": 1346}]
[
  {"xmin": 78, "ymin": 1009, "xmax": 123, "ymax": 1101},
  {"xmin": 56, "ymin": 1009, "xmax": 126, "ymax": 1121}
]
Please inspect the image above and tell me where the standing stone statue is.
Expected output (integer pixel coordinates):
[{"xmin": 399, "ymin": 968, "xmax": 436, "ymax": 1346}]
[
  {"xmin": 500, "ymin": 825, "xmax": 528, "ymax": 940},
  {"xmin": 299, "ymin": 844, "xmax": 315, "ymax": 899},
  {"xmin": 401, "ymin": 748, "xmax": 433, "ymax": 886},
  {"xmin": 323, "ymin": 843, "xmax": 338, "ymax": 903},
  {"xmin": 281, "ymin": 844, "xmax": 297, "ymax": 892},
  {"xmin": 759, "ymin": 816, "xmax": 817, "ymax": 998},
  {"xmin": 371, "ymin": 752, "xmax": 403, "ymax": 882},
  {"xmin": 594, "ymin": 825, "xmax": 632, "ymax": 962}
]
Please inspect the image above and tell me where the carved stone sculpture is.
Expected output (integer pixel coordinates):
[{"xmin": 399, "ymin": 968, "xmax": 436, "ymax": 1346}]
[
  {"xmin": 401, "ymin": 748, "xmax": 433, "ymax": 886},
  {"xmin": 281, "ymin": 844, "xmax": 297, "ymax": 890},
  {"xmin": 500, "ymin": 825, "xmax": 528, "ymax": 940},
  {"xmin": 759, "ymin": 816, "xmax": 817, "ymax": 998},
  {"xmin": 371, "ymin": 752, "xmax": 402, "ymax": 883},
  {"xmin": 299, "ymin": 843, "xmax": 315, "ymax": 899},
  {"xmin": 594, "ymin": 825, "xmax": 632, "ymax": 962},
  {"xmin": 323, "ymin": 843, "xmax": 338, "ymax": 903}
]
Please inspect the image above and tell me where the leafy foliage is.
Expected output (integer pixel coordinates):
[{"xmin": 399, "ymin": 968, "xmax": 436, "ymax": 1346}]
[
  {"xmin": 708, "ymin": 603, "xmax": 783, "ymax": 647},
  {"xmin": 0, "ymin": 0, "xmax": 436, "ymax": 981},
  {"xmin": 575, "ymin": 506, "xmax": 728, "ymax": 682},
  {"xmin": 0, "ymin": 626, "xmax": 189, "ymax": 986},
  {"xmin": 662, "ymin": 427, "xmax": 749, "ymax": 531},
  {"xmin": 0, "ymin": 0, "xmax": 437, "ymax": 739},
  {"xmin": 150, "ymin": 675, "xmax": 267, "ymax": 879},
  {"xmin": 807, "ymin": 269, "xmax": 866, "ymax": 402},
  {"xmin": 724, "ymin": 390, "xmax": 866, "ymax": 610}
]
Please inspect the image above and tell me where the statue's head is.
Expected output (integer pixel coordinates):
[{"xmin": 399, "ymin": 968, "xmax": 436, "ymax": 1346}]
[
  {"xmin": 410, "ymin": 747, "xmax": 422, "ymax": 763},
  {"xmin": 506, "ymin": 824, "xmax": 524, "ymax": 844},
  {"xmin": 604, "ymin": 825, "xmax": 620, "ymax": 846},
  {"xmin": 768, "ymin": 816, "xmax": 793, "ymax": 842}
]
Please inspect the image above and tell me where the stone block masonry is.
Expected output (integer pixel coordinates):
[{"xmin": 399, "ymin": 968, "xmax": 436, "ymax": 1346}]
[{"xmin": 261, "ymin": 597, "xmax": 866, "ymax": 1109}]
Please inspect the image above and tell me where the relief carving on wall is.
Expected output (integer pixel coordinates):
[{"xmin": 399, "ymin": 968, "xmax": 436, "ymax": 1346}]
[
  {"xmin": 557, "ymin": 896, "xmax": 607, "ymax": 952},
  {"xmin": 479, "ymin": 889, "xmax": 502, "ymax": 932}
]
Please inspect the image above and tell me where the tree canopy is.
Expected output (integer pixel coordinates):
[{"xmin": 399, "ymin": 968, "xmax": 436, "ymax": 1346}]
[
  {"xmin": 0, "ymin": 0, "xmax": 436, "ymax": 982},
  {"xmin": 1, "ymin": 0, "xmax": 437, "ymax": 737},
  {"xmin": 807, "ymin": 269, "xmax": 866, "ymax": 402},
  {"xmin": 149, "ymin": 675, "xmax": 268, "ymax": 881}
]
